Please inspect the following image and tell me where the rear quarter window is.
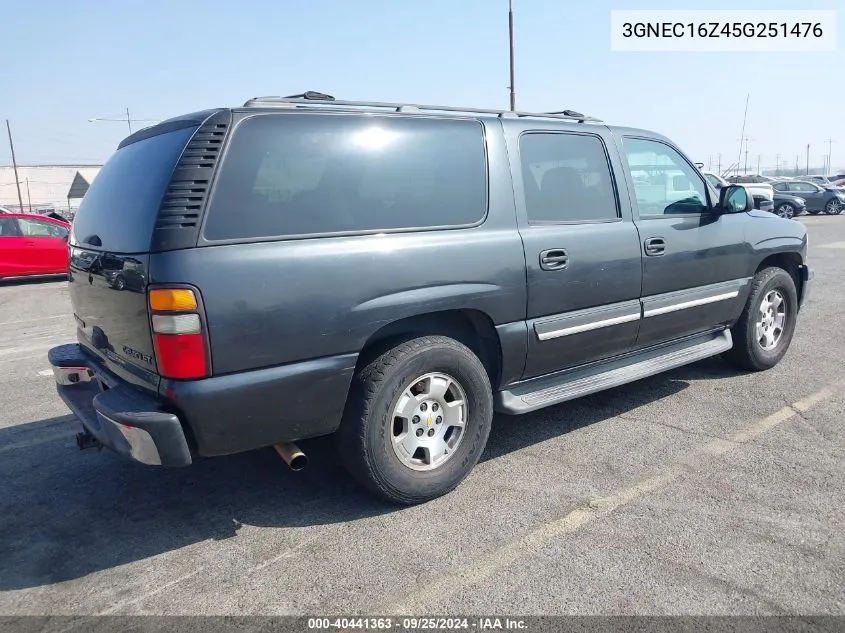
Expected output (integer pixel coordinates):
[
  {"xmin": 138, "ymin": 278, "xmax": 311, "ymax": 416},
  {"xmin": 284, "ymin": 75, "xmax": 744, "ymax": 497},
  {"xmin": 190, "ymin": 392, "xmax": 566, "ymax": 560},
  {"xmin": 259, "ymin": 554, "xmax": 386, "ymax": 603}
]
[
  {"xmin": 203, "ymin": 113, "xmax": 488, "ymax": 241},
  {"xmin": 70, "ymin": 126, "xmax": 197, "ymax": 253}
]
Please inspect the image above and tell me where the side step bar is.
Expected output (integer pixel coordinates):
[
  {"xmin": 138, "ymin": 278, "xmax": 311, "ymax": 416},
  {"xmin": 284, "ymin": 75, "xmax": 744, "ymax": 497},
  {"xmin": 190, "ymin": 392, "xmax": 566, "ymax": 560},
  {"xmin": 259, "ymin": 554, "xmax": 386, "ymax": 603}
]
[{"xmin": 495, "ymin": 329, "xmax": 733, "ymax": 415}]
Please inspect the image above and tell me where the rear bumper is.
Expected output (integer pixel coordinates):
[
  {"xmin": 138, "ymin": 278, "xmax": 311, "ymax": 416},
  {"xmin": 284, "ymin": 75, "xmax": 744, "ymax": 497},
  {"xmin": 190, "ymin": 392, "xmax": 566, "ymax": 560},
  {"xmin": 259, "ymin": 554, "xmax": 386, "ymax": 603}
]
[
  {"xmin": 757, "ymin": 198, "xmax": 774, "ymax": 212},
  {"xmin": 49, "ymin": 342, "xmax": 358, "ymax": 461},
  {"xmin": 48, "ymin": 344, "xmax": 192, "ymax": 466}
]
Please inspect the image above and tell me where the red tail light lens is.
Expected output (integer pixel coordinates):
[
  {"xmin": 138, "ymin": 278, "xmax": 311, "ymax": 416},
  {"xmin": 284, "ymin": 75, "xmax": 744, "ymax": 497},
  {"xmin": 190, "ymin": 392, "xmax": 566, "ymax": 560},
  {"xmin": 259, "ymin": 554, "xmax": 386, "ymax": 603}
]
[
  {"xmin": 153, "ymin": 333, "xmax": 208, "ymax": 379},
  {"xmin": 148, "ymin": 287, "xmax": 210, "ymax": 380}
]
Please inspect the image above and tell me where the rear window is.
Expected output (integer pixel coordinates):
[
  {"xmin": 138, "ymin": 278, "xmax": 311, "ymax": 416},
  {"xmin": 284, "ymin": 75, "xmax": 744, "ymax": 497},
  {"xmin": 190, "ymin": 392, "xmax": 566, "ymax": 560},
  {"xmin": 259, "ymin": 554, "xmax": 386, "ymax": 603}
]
[
  {"xmin": 203, "ymin": 113, "xmax": 487, "ymax": 241},
  {"xmin": 70, "ymin": 126, "xmax": 197, "ymax": 253}
]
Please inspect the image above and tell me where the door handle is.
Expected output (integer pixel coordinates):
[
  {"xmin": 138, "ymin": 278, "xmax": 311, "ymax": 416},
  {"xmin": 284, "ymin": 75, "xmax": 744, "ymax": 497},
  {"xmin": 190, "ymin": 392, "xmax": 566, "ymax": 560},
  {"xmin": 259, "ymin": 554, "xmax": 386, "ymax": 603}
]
[
  {"xmin": 540, "ymin": 248, "xmax": 569, "ymax": 271},
  {"xmin": 644, "ymin": 237, "xmax": 665, "ymax": 257}
]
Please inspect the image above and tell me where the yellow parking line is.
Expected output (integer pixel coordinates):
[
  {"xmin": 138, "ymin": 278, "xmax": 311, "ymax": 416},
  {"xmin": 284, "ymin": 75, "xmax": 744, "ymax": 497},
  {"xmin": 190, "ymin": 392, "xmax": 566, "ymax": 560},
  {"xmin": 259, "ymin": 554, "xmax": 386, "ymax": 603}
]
[{"xmin": 382, "ymin": 377, "xmax": 845, "ymax": 614}]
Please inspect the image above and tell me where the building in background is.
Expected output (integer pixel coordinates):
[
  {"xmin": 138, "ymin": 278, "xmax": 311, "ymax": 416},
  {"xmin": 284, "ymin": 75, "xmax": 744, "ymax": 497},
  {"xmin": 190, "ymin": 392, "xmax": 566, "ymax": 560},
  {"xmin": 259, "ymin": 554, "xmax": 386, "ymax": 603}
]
[{"xmin": 0, "ymin": 165, "xmax": 102, "ymax": 217}]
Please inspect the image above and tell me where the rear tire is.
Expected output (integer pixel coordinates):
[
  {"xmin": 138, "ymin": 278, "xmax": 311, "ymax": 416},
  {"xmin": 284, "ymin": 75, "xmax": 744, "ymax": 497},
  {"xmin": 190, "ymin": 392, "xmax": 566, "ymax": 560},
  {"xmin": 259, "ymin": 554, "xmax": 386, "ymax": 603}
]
[
  {"xmin": 337, "ymin": 335, "xmax": 493, "ymax": 505},
  {"xmin": 724, "ymin": 267, "xmax": 798, "ymax": 371}
]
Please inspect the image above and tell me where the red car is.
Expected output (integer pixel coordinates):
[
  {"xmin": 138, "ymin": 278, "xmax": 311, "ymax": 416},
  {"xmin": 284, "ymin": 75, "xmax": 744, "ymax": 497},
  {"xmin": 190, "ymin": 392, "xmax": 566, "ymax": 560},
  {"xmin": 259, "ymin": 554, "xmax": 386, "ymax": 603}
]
[{"xmin": 0, "ymin": 213, "xmax": 71, "ymax": 279}]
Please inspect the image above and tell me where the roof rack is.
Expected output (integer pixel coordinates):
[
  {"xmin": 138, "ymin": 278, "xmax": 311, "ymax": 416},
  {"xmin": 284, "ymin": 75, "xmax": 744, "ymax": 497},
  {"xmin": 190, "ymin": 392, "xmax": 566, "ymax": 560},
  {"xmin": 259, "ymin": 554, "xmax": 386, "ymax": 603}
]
[{"xmin": 242, "ymin": 94, "xmax": 601, "ymax": 123}]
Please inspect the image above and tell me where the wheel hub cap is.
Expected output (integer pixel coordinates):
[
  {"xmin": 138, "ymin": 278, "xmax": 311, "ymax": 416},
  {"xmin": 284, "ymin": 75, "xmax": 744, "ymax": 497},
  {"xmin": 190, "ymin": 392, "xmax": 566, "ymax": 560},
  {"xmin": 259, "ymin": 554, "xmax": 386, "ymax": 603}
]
[
  {"xmin": 390, "ymin": 372, "xmax": 468, "ymax": 471},
  {"xmin": 755, "ymin": 290, "xmax": 787, "ymax": 351}
]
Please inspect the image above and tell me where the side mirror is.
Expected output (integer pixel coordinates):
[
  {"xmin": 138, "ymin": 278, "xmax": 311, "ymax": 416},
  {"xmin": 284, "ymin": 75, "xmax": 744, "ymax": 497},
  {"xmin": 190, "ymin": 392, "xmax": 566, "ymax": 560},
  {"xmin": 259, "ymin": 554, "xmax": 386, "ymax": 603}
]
[{"xmin": 719, "ymin": 185, "xmax": 750, "ymax": 213}]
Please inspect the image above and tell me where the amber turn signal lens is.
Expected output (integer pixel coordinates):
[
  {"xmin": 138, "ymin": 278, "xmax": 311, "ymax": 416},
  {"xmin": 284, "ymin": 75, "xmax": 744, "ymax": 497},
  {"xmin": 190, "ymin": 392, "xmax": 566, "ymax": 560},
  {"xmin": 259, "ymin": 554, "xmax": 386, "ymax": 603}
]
[{"xmin": 149, "ymin": 288, "xmax": 198, "ymax": 312}]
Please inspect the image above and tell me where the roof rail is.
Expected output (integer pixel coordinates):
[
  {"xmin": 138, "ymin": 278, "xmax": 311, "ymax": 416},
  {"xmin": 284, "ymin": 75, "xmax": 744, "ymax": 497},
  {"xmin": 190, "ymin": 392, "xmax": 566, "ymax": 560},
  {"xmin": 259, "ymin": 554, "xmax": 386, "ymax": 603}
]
[{"xmin": 241, "ymin": 95, "xmax": 601, "ymax": 123}]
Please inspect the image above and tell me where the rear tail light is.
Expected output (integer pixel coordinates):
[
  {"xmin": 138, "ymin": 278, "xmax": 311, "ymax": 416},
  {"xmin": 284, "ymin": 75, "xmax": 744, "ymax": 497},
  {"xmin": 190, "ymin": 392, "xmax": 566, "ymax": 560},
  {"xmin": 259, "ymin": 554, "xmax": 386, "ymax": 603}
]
[{"xmin": 148, "ymin": 287, "xmax": 210, "ymax": 380}]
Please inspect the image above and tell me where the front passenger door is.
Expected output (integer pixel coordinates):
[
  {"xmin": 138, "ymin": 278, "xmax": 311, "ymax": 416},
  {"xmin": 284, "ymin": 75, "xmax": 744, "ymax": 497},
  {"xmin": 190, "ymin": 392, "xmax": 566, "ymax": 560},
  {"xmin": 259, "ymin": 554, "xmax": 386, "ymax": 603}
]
[
  {"xmin": 789, "ymin": 182, "xmax": 825, "ymax": 212},
  {"xmin": 620, "ymin": 137, "xmax": 750, "ymax": 349},
  {"xmin": 508, "ymin": 126, "xmax": 643, "ymax": 380},
  {"xmin": 16, "ymin": 217, "xmax": 69, "ymax": 274},
  {"xmin": 0, "ymin": 217, "xmax": 26, "ymax": 276}
]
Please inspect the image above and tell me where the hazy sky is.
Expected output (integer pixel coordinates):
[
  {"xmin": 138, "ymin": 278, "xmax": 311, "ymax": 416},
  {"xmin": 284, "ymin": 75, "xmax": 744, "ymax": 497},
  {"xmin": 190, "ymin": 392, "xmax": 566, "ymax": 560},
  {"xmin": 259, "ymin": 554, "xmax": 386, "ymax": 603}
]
[{"xmin": 3, "ymin": 0, "xmax": 843, "ymax": 171}]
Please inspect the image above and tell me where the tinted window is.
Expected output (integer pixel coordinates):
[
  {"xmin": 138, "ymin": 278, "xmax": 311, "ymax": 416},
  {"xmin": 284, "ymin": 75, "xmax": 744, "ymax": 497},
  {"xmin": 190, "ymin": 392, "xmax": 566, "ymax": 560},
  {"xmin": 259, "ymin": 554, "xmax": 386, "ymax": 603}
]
[
  {"xmin": 773, "ymin": 182, "xmax": 789, "ymax": 192},
  {"xmin": 518, "ymin": 133, "xmax": 618, "ymax": 223},
  {"xmin": 204, "ymin": 114, "xmax": 487, "ymax": 240},
  {"xmin": 18, "ymin": 218, "xmax": 68, "ymax": 237},
  {"xmin": 0, "ymin": 217, "xmax": 20, "ymax": 237},
  {"xmin": 71, "ymin": 126, "xmax": 197, "ymax": 253},
  {"xmin": 791, "ymin": 182, "xmax": 817, "ymax": 193},
  {"xmin": 622, "ymin": 138, "xmax": 709, "ymax": 215}
]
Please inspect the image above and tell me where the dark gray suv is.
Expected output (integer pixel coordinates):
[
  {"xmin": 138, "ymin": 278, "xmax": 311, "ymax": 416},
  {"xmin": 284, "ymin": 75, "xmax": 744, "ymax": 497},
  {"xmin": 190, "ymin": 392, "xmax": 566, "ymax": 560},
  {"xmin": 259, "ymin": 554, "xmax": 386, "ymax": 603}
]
[{"xmin": 48, "ymin": 93, "xmax": 813, "ymax": 504}]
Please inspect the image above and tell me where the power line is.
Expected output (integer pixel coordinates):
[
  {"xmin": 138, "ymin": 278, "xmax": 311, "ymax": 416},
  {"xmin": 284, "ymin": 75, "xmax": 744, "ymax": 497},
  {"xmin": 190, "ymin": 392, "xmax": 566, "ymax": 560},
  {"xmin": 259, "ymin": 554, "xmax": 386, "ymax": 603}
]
[
  {"xmin": 735, "ymin": 93, "xmax": 750, "ymax": 177},
  {"xmin": 825, "ymin": 138, "xmax": 835, "ymax": 173}
]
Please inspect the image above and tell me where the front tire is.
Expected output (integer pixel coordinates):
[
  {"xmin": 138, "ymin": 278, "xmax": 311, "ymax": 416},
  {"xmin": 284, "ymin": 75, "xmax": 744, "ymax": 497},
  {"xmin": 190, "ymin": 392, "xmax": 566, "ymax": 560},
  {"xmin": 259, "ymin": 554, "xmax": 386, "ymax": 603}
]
[
  {"xmin": 724, "ymin": 267, "xmax": 798, "ymax": 371},
  {"xmin": 774, "ymin": 203, "xmax": 795, "ymax": 219},
  {"xmin": 337, "ymin": 336, "xmax": 493, "ymax": 505}
]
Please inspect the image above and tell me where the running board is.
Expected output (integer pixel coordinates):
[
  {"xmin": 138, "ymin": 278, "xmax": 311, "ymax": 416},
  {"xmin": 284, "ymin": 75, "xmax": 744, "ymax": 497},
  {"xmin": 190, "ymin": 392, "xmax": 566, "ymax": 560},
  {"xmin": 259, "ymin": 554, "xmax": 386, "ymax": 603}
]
[{"xmin": 495, "ymin": 329, "xmax": 733, "ymax": 414}]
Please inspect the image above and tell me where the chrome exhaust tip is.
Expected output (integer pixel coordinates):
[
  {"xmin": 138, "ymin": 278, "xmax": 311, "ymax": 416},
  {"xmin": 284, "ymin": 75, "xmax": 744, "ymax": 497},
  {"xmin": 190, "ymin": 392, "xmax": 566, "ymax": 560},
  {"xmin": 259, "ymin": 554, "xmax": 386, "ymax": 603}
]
[{"xmin": 274, "ymin": 442, "xmax": 308, "ymax": 471}]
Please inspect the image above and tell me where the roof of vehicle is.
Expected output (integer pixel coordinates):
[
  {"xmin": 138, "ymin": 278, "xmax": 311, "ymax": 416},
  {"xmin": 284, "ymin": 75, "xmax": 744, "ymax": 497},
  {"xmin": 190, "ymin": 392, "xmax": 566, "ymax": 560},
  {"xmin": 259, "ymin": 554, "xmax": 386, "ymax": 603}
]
[
  {"xmin": 116, "ymin": 92, "xmax": 677, "ymax": 151},
  {"xmin": 239, "ymin": 92, "xmax": 603, "ymax": 122},
  {"xmin": 2, "ymin": 212, "xmax": 70, "ymax": 226}
]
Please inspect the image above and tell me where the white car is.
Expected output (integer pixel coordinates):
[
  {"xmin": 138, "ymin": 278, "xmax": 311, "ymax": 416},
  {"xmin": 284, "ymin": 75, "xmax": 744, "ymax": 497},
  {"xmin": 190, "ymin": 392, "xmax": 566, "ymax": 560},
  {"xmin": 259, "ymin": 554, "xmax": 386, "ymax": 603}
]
[{"xmin": 701, "ymin": 171, "xmax": 775, "ymax": 210}]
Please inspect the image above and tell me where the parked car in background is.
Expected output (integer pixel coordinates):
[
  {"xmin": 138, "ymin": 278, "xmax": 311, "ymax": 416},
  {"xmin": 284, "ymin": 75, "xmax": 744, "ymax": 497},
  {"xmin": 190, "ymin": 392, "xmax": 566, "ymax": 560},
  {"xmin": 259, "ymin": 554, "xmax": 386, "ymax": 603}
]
[
  {"xmin": 800, "ymin": 175, "xmax": 835, "ymax": 186},
  {"xmin": 704, "ymin": 172, "xmax": 774, "ymax": 213},
  {"xmin": 48, "ymin": 94, "xmax": 812, "ymax": 504},
  {"xmin": 727, "ymin": 174, "xmax": 777, "ymax": 184},
  {"xmin": 773, "ymin": 180, "xmax": 845, "ymax": 215},
  {"xmin": 0, "ymin": 213, "xmax": 70, "ymax": 280},
  {"xmin": 772, "ymin": 191, "xmax": 807, "ymax": 219}
]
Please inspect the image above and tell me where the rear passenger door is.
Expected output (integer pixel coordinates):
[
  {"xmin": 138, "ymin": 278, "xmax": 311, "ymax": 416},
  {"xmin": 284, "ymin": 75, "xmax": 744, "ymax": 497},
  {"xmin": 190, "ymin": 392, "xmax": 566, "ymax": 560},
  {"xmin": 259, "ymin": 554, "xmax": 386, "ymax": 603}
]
[{"xmin": 505, "ymin": 123, "xmax": 643, "ymax": 380}]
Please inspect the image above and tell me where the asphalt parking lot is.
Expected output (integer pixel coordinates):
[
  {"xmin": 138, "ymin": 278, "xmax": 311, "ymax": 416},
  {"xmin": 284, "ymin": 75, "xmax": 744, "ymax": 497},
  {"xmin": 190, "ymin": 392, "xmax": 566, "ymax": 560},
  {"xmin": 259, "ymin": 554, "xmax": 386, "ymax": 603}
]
[{"xmin": 0, "ymin": 216, "xmax": 843, "ymax": 617}]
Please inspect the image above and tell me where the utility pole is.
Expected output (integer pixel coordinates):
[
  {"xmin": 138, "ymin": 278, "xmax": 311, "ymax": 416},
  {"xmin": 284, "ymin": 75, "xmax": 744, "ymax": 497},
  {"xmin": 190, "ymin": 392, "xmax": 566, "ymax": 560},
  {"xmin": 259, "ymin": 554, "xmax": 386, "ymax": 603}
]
[
  {"xmin": 757, "ymin": 154, "xmax": 761, "ymax": 175},
  {"xmin": 708, "ymin": 155, "xmax": 712, "ymax": 170},
  {"xmin": 775, "ymin": 154, "xmax": 780, "ymax": 175},
  {"xmin": 717, "ymin": 153, "xmax": 722, "ymax": 175},
  {"xmin": 25, "ymin": 177, "xmax": 32, "ymax": 213},
  {"xmin": 508, "ymin": 0, "xmax": 516, "ymax": 111},
  {"xmin": 806, "ymin": 144, "xmax": 810, "ymax": 175},
  {"xmin": 795, "ymin": 155, "xmax": 799, "ymax": 176},
  {"xmin": 744, "ymin": 143, "xmax": 749, "ymax": 174},
  {"xmin": 5, "ymin": 120, "xmax": 25, "ymax": 213}
]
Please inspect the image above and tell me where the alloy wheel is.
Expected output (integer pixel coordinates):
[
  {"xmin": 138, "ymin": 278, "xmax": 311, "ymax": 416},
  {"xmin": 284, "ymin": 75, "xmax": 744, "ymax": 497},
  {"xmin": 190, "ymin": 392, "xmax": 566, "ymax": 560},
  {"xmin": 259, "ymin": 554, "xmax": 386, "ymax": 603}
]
[
  {"xmin": 775, "ymin": 204, "xmax": 794, "ymax": 219},
  {"xmin": 756, "ymin": 290, "xmax": 787, "ymax": 351},
  {"xmin": 390, "ymin": 372, "xmax": 468, "ymax": 471}
]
